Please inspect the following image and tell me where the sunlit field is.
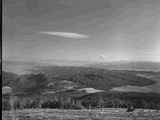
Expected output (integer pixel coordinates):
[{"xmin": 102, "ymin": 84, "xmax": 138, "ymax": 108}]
[{"xmin": 2, "ymin": 108, "xmax": 160, "ymax": 120}]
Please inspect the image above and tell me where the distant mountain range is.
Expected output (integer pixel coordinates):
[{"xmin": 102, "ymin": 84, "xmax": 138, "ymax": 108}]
[
  {"xmin": 89, "ymin": 61, "xmax": 160, "ymax": 71},
  {"xmin": 2, "ymin": 60, "xmax": 160, "ymax": 74},
  {"xmin": 2, "ymin": 60, "xmax": 92, "ymax": 74}
]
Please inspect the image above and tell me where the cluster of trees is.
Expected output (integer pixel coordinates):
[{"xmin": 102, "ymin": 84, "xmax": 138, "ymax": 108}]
[
  {"xmin": 81, "ymin": 92, "xmax": 160, "ymax": 109},
  {"xmin": 2, "ymin": 92, "xmax": 160, "ymax": 110},
  {"xmin": 2, "ymin": 96, "xmax": 82, "ymax": 110},
  {"xmin": 2, "ymin": 71, "xmax": 18, "ymax": 87},
  {"xmin": 2, "ymin": 71, "xmax": 48, "ymax": 95},
  {"xmin": 15, "ymin": 73, "xmax": 48, "ymax": 94}
]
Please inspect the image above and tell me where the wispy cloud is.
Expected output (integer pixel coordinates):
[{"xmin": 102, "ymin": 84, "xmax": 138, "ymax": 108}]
[{"xmin": 39, "ymin": 31, "xmax": 89, "ymax": 39}]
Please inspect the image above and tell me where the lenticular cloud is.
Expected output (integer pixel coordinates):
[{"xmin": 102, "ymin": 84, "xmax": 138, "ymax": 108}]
[{"xmin": 40, "ymin": 32, "xmax": 89, "ymax": 39}]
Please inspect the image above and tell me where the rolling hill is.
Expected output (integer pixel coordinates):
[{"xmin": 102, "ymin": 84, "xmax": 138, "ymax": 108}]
[
  {"xmin": 31, "ymin": 66, "xmax": 156, "ymax": 91},
  {"xmin": 2, "ymin": 65, "xmax": 160, "ymax": 110},
  {"xmin": 2, "ymin": 60, "xmax": 160, "ymax": 93}
]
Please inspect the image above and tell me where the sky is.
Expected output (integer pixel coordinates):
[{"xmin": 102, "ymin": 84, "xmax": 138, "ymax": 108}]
[{"xmin": 2, "ymin": 0, "xmax": 160, "ymax": 62}]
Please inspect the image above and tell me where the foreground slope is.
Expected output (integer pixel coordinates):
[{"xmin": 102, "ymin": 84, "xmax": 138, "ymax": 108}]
[{"xmin": 2, "ymin": 109, "xmax": 160, "ymax": 120}]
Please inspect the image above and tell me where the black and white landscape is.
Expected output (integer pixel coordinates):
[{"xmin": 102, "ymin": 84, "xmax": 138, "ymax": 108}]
[{"xmin": 2, "ymin": 0, "xmax": 160, "ymax": 120}]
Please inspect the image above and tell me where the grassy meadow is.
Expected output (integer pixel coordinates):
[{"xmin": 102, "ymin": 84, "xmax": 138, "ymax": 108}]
[{"xmin": 2, "ymin": 108, "xmax": 160, "ymax": 120}]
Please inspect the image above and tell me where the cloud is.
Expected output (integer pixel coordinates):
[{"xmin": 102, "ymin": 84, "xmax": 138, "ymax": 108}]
[
  {"xmin": 99, "ymin": 54, "xmax": 107, "ymax": 61},
  {"xmin": 39, "ymin": 31, "xmax": 89, "ymax": 39}
]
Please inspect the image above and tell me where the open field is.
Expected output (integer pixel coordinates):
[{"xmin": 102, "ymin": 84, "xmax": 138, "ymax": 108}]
[{"xmin": 2, "ymin": 108, "xmax": 160, "ymax": 120}]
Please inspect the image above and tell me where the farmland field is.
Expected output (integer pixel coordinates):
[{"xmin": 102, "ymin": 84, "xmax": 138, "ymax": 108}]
[{"xmin": 2, "ymin": 108, "xmax": 160, "ymax": 120}]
